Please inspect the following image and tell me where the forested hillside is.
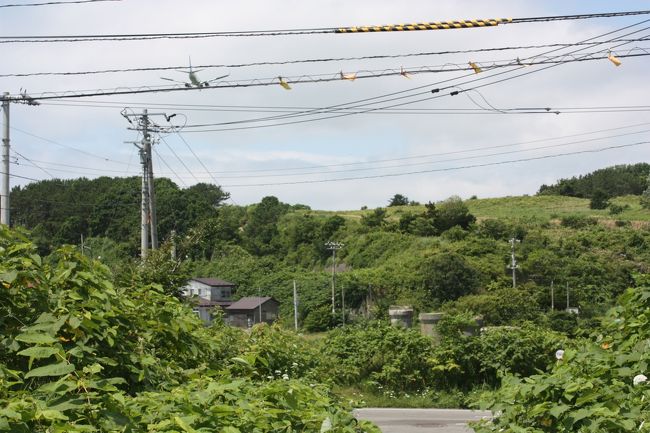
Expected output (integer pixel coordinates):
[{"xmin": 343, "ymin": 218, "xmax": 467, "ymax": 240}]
[
  {"xmin": 537, "ymin": 163, "xmax": 649, "ymax": 199},
  {"xmin": 4, "ymin": 165, "xmax": 650, "ymax": 429},
  {"xmin": 8, "ymin": 166, "xmax": 650, "ymax": 333}
]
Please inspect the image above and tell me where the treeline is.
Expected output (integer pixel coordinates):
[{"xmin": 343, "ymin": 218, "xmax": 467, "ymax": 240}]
[
  {"xmin": 537, "ymin": 163, "xmax": 649, "ymax": 198},
  {"xmin": 10, "ymin": 177, "xmax": 230, "ymax": 255},
  {"xmin": 9, "ymin": 172, "xmax": 650, "ymax": 334}
]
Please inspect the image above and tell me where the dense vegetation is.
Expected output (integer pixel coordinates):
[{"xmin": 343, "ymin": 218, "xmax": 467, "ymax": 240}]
[
  {"xmin": 0, "ymin": 226, "xmax": 379, "ymax": 432},
  {"xmin": 8, "ymin": 167, "xmax": 650, "ymax": 333},
  {"xmin": 537, "ymin": 163, "xmax": 649, "ymax": 199},
  {"xmin": 5, "ymin": 164, "xmax": 650, "ymax": 429},
  {"xmin": 474, "ymin": 276, "xmax": 650, "ymax": 433}
]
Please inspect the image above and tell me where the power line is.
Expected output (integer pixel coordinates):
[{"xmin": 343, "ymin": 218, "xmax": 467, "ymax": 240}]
[
  {"xmin": 0, "ymin": 171, "xmax": 42, "ymax": 182},
  {"xmin": 13, "ymin": 123, "xmax": 649, "ymax": 181},
  {"xmin": 152, "ymin": 147, "xmax": 188, "ymax": 188},
  {"xmin": 5, "ymin": 38, "xmax": 649, "ymax": 78},
  {"xmin": 10, "ymin": 126, "xmax": 132, "ymax": 165},
  {"xmin": 157, "ymin": 134, "xmax": 202, "ymax": 184},
  {"xmin": 4, "ymin": 21, "xmax": 644, "ymax": 107},
  {"xmin": 1, "ymin": 10, "xmax": 649, "ymax": 42},
  {"xmin": 179, "ymin": 26, "xmax": 650, "ymax": 132},
  {"xmin": 36, "ymin": 100, "xmax": 650, "ymax": 114},
  {"xmin": 10, "ymin": 150, "xmax": 55, "ymax": 178},
  {"xmin": 219, "ymin": 141, "xmax": 650, "ymax": 188},
  {"xmin": 168, "ymin": 125, "xmax": 237, "ymax": 205},
  {"xmin": 0, "ymin": 0, "xmax": 119, "ymax": 8},
  {"xmin": 3, "ymin": 48, "xmax": 647, "ymax": 104},
  {"xmin": 177, "ymin": 129, "xmax": 650, "ymax": 180}
]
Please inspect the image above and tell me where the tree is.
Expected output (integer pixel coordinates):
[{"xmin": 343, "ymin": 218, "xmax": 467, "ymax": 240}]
[
  {"xmin": 641, "ymin": 173, "xmax": 650, "ymax": 209},
  {"xmin": 421, "ymin": 252, "xmax": 480, "ymax": 302},
  {"xmin": 242, "ymin": 196, "xmax": 289, "ymax": 255},
  {"xmin": 434, "ymin": 196, "xmax": 476, "ymax": 232},
  {"xmin": 388, "ymin": 194, "xmax": 409, "ymax": 207},
  {"xmin": 361, "ymin": 207, "xmax": 387, "ymax": 228},
  {"xmin": 589, "ymin": 189, "xmax": 609, "ymax": 209}
]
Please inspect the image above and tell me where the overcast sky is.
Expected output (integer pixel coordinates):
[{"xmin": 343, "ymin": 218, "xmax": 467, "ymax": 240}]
[{"xmin": 1, "ymin": 0, "xmax": 649, "ymax": 210}]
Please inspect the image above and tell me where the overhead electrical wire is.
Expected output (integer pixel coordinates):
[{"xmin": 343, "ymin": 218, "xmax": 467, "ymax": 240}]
[
  {"xmin": 12, "ymin": 123, "xmax": 650, "ymax": 180},
  {"xmin": 153, "ymin": 147, "xmax": 188, "ymax": 188},
  {"xmin": 219, "ymin": 142, "xmax": 650, "ymax": 188},
  {"xmin": 3, "ymin": 37, "xmax": 650, "ymax": 78},
  {"xmin": 177, "ymin": 24, "xmax": 650, "ymax": 132},
  {"xmin": 10, "ymin": 126, "xmax": 132, "ymax": 165},
  {"xmin": 172, "ymin": 129, "xmax": 650, "ymax": 180},
  {"xmin": 37, "ymin": 102, "xmax": 650, "ymax": 117},
  {"xmin": 10, "ymin": 150, "xmax": 55, "ymax": 178},
  {"xmin": 0, "ymin": 0, "xmax": 119, "ymax": 8},
  {"xmin": 4, "ymin": 20, "xmax": 646, "ymax": 107},
  {"xmin": 156, "ymin": 134, "xmax": 203, "ymax": 184},
  {"xmin": 1, "ymin": 10, "xmax": 649, "ymax": 42},
  {"xmin": 4, "ymin": 48, "xmax": 648, "ymax": 103}
]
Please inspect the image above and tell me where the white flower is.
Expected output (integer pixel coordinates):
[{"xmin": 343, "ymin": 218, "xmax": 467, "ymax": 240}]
[
  {"xmin": 633, "ymin": 374, "xmax": 647, "ymax": 385},
  {"xmin": 555, "ymin": 349, "xmax": 565, "ymax": 360},
  {"xmin": 282, "ymin": 373, "xmax": 289, "ymax": 380}
]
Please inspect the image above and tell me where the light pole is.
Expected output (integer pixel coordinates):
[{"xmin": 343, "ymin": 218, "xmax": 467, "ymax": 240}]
[{"xmin": 325, "ymin": 241, "xmax": 344, "ymax": 315}]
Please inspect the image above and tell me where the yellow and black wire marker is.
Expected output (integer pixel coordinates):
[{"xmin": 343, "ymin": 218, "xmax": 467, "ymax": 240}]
[{"xmin": 336, "ymin": 18, "xmax": 512, "ymax": 33}]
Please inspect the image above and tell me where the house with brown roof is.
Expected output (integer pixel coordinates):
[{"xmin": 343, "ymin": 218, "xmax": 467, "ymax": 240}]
[
  {"xmin": 183, "ymin": 278, "xmax": 236, "ymax": 324},
  {"xmin": 225, "ymin": 296, "xmax": 280, "ymax": 328}
]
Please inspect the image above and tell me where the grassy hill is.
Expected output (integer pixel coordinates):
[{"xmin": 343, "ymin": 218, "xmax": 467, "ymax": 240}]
[{"xmin": 313, "ymin": 194, "xmax": 649, "ymax": 223}]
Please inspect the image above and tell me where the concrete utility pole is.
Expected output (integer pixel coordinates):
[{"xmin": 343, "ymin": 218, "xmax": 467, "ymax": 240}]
[
  {"xmin": 142, "ymin": 111, "xmax": 159, "ymax": 249},
  {"xmin": 138, "ymin": 139, "xmax": 150, "ymax": 259},
  {"xmin": 293, "ymin": 280, "xmax": 298, "ymax": 331},
  {"xmin": 550, "ymin": 280, "xmax": 555, "ymax": 310},
  {"xmin": 1, "ymin": 93, "xmax": 9, "ymax": 226},
  {"xmin": 325, "ymin": 241, "xmax": 344, "ymax": 315},
  {"xmin": 122, "ymin": 108, "xmax": 173, "ymax": 259},
  {"xmin": 508, "ymin": 238, "xmax": 521, "ymax": 288}
]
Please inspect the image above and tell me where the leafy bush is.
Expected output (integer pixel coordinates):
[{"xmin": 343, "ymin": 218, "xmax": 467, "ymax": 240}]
[
  {"xmin": 474, "ymin": 279, "xmax": 650, "ymax": 432},
  {"xmin": 320, "ymin": 321, "xmax": 436, "ymax": 393},
  {"xmin": 431, "ymin": 317, "xmax": 566, "ymax": 390},
  {"xmin": 560, "ymin": 214, "xmax": 598, "ymax": 229},
  {"xmin": 0, "ymin": 227, "xmax": 378, "ymax": 432}
]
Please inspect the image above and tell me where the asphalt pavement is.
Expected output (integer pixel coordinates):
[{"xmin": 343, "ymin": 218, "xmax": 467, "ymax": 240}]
[{"xmin": 354, "ymin": 408, "xmax": 492, "ymax": 433}]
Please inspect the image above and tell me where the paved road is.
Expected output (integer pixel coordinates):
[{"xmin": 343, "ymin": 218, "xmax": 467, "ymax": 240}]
[{"xmin": 354, "ymin": 408, "xmax": 492, "ymax": 433}]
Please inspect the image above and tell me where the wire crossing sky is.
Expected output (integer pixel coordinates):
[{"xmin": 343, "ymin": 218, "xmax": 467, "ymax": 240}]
[
  {"xmin": 1, "ymin": 10, "xmax": 649, "ymax": 41},
  {"xmin": 2, "ymin": 0, "xmax": 650, "ymax": 209}
]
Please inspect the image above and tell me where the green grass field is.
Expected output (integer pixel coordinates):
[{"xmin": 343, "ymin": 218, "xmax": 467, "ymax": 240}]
[{"xmin": 312, "ymin": 195, "xmax": 650, "ymax": 223}]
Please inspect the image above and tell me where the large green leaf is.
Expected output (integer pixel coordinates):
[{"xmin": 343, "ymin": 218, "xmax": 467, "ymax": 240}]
[
  {"xmin": 25, "ymin": 362, "xmax": 75, "ymax": 379},
  {"xmin": 17, "ymin": 346, "xmax": 59, "ymax": 359},
  {"xmin": 15, "ymin": 332, "xmax": 58, "ymax": 345}
]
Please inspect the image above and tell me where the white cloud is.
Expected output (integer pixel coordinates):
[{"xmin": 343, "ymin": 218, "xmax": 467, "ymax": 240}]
[{"xmin": 1, "ymin": 0, "xmax": 649, "ymax": 209}]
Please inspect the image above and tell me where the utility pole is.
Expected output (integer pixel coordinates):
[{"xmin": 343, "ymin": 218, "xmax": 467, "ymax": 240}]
[
  {"xmin": 1, "ymin": 93, "xmax": 9, "ymax": 226},
  {"xmin": 550, "ymin": 280, "xmax": 554, "ymax": 310},
  {"xmin": 325, "ymin": 241, "xmax": 344, "ymax": 315},
  {"xmin": 142, "ymin": 111, "xmax": 158, "ymax": 249},
  {"xmin": 566, "ymin": 282, "xmax": 570, "ymax": 309},
  {"xmin": 341, "ymin": 283, "xmax": 346, "ymax": 325},
  {"xmin": 293, "ymin": 280, "xmax": 298, "ymax": 331},
  {"xmin": 170, "ymin": 229, "xmax": 177, "ymax": 260},
  {"xmin": 140, "ymin": 142, "xmax": 150, "ymax": 259},
  {"xmin": 258, "ymin": 287, "xmax": 262, "ymax": 324},
  {"xmin": 122, "ymin": 108, "xmax": 173, "ymax": 259},
  {"xmin": 508, "ymin": 238, "xmax": 520, "ymax": 288}
]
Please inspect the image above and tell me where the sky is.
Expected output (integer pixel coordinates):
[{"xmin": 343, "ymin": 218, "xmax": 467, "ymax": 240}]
[{"xmin": 1, "ymin": 0, "xmax": 649, "ymax": 210}]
